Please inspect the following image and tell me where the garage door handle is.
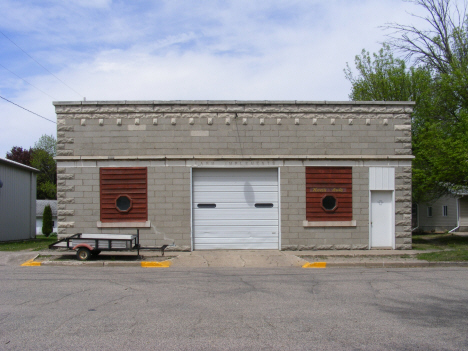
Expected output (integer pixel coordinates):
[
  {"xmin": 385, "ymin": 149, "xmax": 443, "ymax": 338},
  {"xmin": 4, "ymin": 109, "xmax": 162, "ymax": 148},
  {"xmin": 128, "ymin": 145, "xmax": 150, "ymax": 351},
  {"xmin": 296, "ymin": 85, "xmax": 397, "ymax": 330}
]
[
  {"xmin": 255, "ymin": 203, "xmax": 274, "ymax": 208},
  {"xmin": 197, "ymin": 203, "xmax": 216, "ymax": 208}
]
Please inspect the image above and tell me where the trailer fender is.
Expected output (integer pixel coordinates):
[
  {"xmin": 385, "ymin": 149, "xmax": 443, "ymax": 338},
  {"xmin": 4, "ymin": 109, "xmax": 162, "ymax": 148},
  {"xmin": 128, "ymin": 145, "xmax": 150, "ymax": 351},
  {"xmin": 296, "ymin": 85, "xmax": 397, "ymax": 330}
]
[{"xmin": 72, "ymin": 243, "xmax": 94, "ymax": 251}]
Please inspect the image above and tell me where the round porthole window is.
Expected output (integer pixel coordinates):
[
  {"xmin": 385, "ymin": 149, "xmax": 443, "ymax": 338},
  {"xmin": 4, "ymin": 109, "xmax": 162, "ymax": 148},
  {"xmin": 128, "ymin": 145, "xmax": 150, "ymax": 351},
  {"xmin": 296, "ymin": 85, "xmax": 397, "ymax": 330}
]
[
  {"xmin": 321, "ymin": 195, "xmax": 337, "ymax": 211},
  {"xmin": 115, "ymin": 195, "xmax": 133, "ymax": 213}
]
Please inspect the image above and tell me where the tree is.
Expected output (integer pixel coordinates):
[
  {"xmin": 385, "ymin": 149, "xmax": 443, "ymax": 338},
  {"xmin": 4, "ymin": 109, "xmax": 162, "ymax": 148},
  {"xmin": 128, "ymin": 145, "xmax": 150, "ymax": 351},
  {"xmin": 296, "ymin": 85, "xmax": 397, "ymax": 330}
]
[
  {"xmin": 42, "ymin": 204, "xmax": 53, "ymax": 237},
  {"xmin": 31, "ymin": 135, "xmax": 57, "ymax": 200},
  {"xmin": 31, "ymin": 148, "xmax": 57, "ymax": 199},
  {"xmin": 344, "ymin": 44, "xmax": 433, "ymax": 104},
  {"xmin": 345, "ymin": 0, "xmax": 468, "ymax": 202},
  {"xmin": 6, "ymin": 146, "xmax": 33, "ymax": 166},
  {"xmin": 34, "ymin": 134, "xmax": 56, "ymax": 157},
  {"xmin": 384, "ymin": 0, "xmax": 468, "ymax": 123},
  {"xmin": 5, "ymin": 134, "xmax": 57, "ymax": 199},
  {"xmin": 384, "ymin": 0, "xmax": 468, "ymax": 75}
]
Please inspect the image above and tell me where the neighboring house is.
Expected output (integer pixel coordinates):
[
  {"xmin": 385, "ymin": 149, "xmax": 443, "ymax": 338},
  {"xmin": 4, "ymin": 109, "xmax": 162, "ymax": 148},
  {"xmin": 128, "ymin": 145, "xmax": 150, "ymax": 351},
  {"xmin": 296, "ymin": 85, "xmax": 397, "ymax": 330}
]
[
  {"xmin": 414, "ymin": 190, "xmax": 468, "ymax": 232},
  {"xmin": 54, "ymin": 100, "xmax": 414, "ymax": 250},
  {"xmin": 0, "ymin": 157, "xmax": 39, "ymax": 241},
  {"xmin": 36, "ymin": 200, "xmax": 58, "ymax": 234}
]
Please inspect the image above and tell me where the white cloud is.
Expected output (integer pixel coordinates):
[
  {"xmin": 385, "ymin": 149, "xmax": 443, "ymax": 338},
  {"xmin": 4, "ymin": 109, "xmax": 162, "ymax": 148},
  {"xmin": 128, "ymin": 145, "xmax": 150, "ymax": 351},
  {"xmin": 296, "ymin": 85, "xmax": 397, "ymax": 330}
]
[{"xmin": 0, "ymin": 0, "xmax": 453, "ymax": 155}]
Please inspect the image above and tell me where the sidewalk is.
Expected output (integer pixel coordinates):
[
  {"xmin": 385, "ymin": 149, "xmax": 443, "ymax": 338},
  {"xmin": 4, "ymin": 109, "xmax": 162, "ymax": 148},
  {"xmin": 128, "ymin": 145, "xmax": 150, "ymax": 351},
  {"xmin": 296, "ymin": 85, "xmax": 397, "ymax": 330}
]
[{"xmin": 16, "ymin": 248, "xmax": 468, "ymax": 268}]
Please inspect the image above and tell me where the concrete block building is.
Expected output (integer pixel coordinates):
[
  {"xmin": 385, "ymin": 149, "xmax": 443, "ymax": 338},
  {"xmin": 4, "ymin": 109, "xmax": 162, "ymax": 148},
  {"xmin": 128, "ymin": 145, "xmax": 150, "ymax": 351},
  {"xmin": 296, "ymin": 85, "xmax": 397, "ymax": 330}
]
[{"xmin": 54, "ymin": 100, "xmax": 414, "ymax": 250}]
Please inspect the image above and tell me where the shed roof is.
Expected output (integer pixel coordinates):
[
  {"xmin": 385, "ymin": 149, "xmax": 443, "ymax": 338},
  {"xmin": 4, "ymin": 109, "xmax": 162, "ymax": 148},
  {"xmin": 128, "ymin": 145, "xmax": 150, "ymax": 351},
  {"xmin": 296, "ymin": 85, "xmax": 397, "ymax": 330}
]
[
  {"xmin": 0, "ymin": 157, "xmax": 39, "ymax": 173},
  {"xmin": 36, "ymin": 200, "xmax": 57, "ymax": 217}
]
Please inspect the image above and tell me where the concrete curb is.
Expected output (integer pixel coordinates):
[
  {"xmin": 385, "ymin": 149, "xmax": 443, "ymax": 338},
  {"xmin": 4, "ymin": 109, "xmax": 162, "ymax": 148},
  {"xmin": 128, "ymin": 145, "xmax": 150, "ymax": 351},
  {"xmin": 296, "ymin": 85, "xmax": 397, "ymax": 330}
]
[
  {"xmin": 23, "ymin": 258, "xmax": 468, "ymax": 268},
  {"xmin": 39, "ymin": 260, "xmax": 172, "ymax": 267},
  {"xmin": 322, "ymin": 261, "xmax": 468, "ymax": 268},
  {"xmin": 18, "ymin": 249, "xmax": 468, "ymax": 268},
  {"xmin": 20, "ymin": 254, "xmax": 41, "ymax": 266}
]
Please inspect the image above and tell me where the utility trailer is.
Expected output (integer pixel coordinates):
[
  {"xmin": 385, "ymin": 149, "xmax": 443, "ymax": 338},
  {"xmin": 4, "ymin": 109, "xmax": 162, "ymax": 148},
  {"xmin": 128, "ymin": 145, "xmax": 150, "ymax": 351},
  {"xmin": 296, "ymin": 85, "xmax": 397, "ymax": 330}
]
[{"xmin": 49, "ymin": 231, "xmax": 168, "ymax": 261}]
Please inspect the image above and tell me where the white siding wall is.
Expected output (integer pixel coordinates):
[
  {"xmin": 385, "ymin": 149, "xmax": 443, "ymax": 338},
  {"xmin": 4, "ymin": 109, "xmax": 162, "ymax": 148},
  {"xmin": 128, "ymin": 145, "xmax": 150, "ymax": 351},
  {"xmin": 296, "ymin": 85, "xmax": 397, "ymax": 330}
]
[
  {"xmin": 418, "ymin": 195, "xmax": 458, "ymax": 232},
  {"xmin": 36, "ymin": 217, "xmax": 58, "ymax": 235}
]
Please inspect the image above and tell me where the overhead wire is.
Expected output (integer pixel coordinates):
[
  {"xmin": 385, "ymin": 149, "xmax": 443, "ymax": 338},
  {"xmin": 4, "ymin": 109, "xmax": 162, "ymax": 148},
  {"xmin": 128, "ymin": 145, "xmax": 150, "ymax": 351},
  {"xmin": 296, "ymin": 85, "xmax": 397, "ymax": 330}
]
[
  {"xmin": 0, "ymin": 30, "xmax": 83, "ymax": 99},
  {"xmin": 0, "ymin": 62, "xmax": 57, "ymax": 100},
  {"xmin": 0, "ymin": 95, "xmax": 56, "ymax": 124}
]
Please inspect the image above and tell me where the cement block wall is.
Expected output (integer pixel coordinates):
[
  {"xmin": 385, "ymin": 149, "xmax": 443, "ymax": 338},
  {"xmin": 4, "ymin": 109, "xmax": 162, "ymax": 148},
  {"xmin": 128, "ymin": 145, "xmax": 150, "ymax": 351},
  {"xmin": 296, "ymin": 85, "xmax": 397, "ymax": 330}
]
[
  {"xmin": 280, "ymin": 165, "xmax": 412, "ymax": 250},
  {"xmin": 55, "ymin": 101, "xmax": 412, "ymax": 158},
  {"xmin": 55, "ymin": 101, "xmax": 414, "ymax": 250},
  {"xmin": 281, "ymin": 166, "xmax": 369, "ymax": 250}
]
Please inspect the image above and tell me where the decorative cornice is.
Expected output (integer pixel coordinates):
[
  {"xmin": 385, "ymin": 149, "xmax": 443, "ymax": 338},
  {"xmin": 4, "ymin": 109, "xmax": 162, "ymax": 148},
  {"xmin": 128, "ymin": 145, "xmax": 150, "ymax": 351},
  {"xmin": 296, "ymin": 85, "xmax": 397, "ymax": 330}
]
[
  {"xmin": 56, "ymin": 155, "xmax": 415, "ymax": 162},
  {"xmin": 53, "ymin": 100, "xmax": 416, "ymax": 106}
]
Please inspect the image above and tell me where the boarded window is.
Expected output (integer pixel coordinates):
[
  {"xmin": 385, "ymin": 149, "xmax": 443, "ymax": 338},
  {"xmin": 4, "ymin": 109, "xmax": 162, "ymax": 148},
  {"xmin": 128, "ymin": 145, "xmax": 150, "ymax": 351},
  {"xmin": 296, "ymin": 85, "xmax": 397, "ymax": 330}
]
[
  {"xmin": 306, "ymin": 167, "xmax": 352, "ymax": 221},
  {"xmin": 100, "ymin": 168, "xmax": 147, "ymax": 222}
]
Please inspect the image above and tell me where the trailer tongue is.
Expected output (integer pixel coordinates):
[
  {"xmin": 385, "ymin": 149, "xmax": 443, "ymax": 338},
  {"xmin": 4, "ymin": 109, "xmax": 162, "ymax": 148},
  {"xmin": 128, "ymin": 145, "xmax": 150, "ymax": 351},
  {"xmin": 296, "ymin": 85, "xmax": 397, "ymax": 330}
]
[{"xmin": 49, "ymin": 231, "xmax": 168, "ymax": 261}]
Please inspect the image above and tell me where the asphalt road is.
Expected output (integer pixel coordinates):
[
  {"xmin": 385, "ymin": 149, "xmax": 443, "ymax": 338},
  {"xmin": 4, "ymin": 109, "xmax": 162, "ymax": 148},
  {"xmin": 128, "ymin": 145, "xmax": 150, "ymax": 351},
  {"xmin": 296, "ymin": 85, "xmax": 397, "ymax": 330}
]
[{"xmin": 0, "ymin": 266, "xmax": 467, "ymax": 351}]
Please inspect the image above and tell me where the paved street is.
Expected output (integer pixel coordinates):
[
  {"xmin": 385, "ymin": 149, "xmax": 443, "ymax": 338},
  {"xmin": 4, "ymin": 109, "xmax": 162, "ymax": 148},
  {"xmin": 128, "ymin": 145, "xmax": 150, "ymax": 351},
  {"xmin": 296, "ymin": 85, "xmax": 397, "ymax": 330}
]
[{"xmin": 1, "ymin": 265, "xmax": 467, "ymax": 350}]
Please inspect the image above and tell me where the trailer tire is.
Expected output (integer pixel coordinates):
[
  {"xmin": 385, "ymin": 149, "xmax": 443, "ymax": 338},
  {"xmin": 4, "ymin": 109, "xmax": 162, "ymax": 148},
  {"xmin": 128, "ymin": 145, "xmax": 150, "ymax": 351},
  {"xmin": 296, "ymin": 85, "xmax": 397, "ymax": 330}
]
[{"xmin": 76, "ymin": 248, "xmax": 91, "ymax": 261}]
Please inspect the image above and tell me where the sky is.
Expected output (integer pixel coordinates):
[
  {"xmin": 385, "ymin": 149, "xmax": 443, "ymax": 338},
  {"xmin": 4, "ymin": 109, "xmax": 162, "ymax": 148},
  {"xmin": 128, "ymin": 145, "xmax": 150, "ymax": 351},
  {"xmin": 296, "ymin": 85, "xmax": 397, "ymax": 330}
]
[{"xmin": 0, "ymin": 0, "xmax": 439, "ymax": 156}]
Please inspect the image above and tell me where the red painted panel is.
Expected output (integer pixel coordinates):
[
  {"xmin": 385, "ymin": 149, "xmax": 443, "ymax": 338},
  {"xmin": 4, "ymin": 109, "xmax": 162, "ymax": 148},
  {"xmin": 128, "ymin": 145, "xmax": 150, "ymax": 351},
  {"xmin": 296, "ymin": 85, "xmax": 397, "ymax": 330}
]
[
  {"xmin": 306, "ymin": 167, "xmax": 352, "ymax": 221},
  {"xmin": 100, "ymin": 167, "xmax": 148, "ymax": 222}
]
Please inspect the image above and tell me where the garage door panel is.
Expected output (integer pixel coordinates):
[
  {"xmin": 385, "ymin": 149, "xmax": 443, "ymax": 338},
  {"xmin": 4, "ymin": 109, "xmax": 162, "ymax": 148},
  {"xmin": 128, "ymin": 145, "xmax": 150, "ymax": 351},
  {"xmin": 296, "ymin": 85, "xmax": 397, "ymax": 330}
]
[
  {"xmin": 195, "ymin": 242, "xmax": 279, "ymax": 250},
  {"xmin": 194, "ymin": 227, "xmax": 278, "ymax": 236},
  {"xmin": 194, "ymin": 188, "xmax": 278, "ymax": 197},
  {"xmin": 195, "ymin": 237, "xmax": 278, "ymax": 244},
  {"xmin": 194, "ymin": 169, "xmax": 277, "ymax": 181},
  {"xmin": 194, "ymin": 209, "xmax": 279, "ymax": 220},
  {"xmin": 193, "ymin": 177, "xmax": 278, "ymax": 186},
  {"xmin": 194, "ymin": 202, "xmax": 278, "ymax": 210},
  {"xmin": 192, "ymin": 168, "xmax": 279, "ymax": 250},
  {"xmin": 194, "ymin": 192, "xmax": 277, "ymax": 203},
  {"xmin": 194, "ymin": 185, "xmax": 278, "ymax": 193},
  {"xmin": 194, "ymin": 219, "xmax": 279, "ymax": 227}
]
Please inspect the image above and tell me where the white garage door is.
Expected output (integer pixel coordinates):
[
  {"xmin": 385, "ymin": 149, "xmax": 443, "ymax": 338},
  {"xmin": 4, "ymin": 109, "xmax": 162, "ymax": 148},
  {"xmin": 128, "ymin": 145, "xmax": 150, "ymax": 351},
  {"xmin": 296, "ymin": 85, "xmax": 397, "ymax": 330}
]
[{"xmin": 192, "ymin": 168, "xmax": 279, "ymax": 250}]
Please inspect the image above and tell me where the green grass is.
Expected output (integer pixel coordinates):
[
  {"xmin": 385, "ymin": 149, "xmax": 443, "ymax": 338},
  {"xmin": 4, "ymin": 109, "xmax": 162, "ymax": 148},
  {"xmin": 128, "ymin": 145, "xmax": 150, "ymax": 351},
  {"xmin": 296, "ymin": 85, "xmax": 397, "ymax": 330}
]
[
  {"xmin": 0, "ymin": 235, "xmax": 57, "ymax": 251},
  {"xmin": 412, "ymin": 233, "xmax": 468, "ymax": 261},
  {"xmin": 417, "ymin": 250, "xmax": 468, "ymax": 261}
]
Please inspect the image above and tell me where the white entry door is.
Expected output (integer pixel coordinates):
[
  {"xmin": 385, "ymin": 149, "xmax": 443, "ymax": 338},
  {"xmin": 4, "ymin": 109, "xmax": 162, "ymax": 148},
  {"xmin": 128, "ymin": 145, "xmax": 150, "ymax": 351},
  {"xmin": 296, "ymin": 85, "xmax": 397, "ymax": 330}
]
[
  {"xmin": 370, "ymin": 191, "xmax": 394, "ymax": 248},
  {"xmin": 192, "ymin": 168, "xmax": 279, "ymax": 250}
]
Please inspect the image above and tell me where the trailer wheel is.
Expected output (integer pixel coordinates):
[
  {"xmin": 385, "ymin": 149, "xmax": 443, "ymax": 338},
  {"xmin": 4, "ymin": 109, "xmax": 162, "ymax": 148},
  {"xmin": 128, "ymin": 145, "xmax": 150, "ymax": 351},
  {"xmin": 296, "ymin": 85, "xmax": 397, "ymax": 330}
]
[{"xmin": 76, "ymin": 248, "xmax": 91, "ymax": 261}]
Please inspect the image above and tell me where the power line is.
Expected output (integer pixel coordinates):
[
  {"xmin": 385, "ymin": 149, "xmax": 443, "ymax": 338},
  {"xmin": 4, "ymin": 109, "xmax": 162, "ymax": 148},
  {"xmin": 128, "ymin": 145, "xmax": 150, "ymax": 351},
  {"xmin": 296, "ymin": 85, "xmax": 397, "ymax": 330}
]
[
  {"xmin": 0, "ymin": 62, "xmax": 57, "ymax": 100},
  {"xmin": 0, "ymin": 30, "xmax": 83, "ymax": 99},
  {"xmin": 0, "ymin": 95, "xmax": 56, "ymax": 124}
]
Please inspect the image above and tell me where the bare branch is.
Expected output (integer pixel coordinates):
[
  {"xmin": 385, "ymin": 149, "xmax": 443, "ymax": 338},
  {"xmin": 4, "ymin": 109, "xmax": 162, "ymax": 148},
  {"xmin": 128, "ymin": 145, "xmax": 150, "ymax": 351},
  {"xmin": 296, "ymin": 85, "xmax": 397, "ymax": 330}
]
[{"xmin": 382, "ymin": 0, "xmax": 468, "ymax": 73}]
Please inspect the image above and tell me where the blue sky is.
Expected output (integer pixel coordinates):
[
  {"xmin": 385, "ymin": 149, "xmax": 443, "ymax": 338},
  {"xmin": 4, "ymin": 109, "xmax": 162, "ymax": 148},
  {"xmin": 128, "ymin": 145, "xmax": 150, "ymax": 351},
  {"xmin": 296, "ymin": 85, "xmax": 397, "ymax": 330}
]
[{"xmin": 0, "ymin": 0, "xmax": 433, "ymax": 156}]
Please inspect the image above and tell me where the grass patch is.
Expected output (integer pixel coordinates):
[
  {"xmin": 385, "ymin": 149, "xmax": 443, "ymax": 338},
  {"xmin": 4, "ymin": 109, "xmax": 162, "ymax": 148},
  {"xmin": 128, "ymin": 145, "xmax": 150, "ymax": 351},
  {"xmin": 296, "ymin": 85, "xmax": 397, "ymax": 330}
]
[
  {"xmin": 0, "ymin": 235, "xmax": 57, "ymax": 252},
  {"xmin": 412, "ymin": 233, "xmax": 468, "ymax": 261},
  {"xmin": 417, "ymin": 250, "xmax": 468, "ymax": 262}
]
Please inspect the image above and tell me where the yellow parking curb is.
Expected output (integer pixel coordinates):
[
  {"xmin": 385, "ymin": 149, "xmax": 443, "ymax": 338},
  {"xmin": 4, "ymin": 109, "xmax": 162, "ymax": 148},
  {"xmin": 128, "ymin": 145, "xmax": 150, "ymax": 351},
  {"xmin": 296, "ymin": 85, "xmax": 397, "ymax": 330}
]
[
  {"xmin": 302, "ymin": 262, "xmax": 327, "ymax": 268},
  {"xmin": 21, "ymin": 259, "xmax": 41, "ymax": 267},
  {"xmin": 141, "ymin": 260, "xmax": 172, "ymax": 268}
]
